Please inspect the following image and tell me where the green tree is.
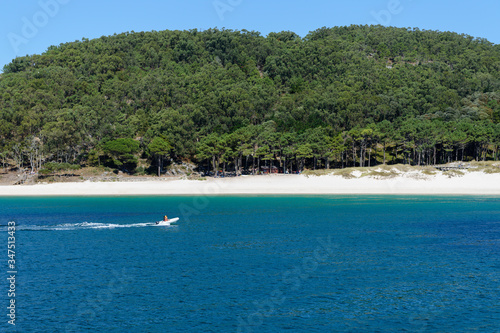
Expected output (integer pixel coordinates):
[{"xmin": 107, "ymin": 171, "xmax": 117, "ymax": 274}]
[
  {"xmin": 148, "ymin": 137, "xmax": 173, "ymax": 176},
  {"xmin": 102, "ymin": 138, "xmax": 140, "ymax": 172},
  {"xmin": 196, "ymin": 133, "xmax": 224, "ymax": 176},
  {"xmin": 296, "ymin": 144, "xmax": 313, "ymax": 171}
]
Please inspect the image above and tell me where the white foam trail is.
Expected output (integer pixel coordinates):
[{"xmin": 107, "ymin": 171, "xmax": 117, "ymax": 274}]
[{"xmin": 2, "ymin": 222, "xmax": 175, "ymax": 231}]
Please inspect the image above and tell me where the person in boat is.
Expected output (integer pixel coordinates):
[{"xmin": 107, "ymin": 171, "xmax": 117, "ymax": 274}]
[{"xmin": 156, "ymin": 215, "xmax": 169, "ymax": 224}]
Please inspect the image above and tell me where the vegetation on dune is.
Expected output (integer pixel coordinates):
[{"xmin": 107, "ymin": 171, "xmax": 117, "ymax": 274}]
[{"xmin": 1, "ymin": 25, "xmax": 500, "ymax": 176}]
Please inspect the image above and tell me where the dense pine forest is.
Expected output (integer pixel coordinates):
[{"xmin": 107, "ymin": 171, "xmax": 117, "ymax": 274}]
[{"xmin": 1, "ymin": 25, "xmax": 500, "ymax": 176}]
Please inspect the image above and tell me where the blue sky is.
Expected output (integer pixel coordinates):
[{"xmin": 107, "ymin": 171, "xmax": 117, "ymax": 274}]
[{"xmin": 1, "ymin": 0, "xmax": 499, "ymax": 72}]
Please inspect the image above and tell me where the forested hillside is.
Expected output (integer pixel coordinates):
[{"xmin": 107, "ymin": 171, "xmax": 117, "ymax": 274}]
[{"xmin": 1, "ymin": 25, "xmax": 500, "ymax": 175}]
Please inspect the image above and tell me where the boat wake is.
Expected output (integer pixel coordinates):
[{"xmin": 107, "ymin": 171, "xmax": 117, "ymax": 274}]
[{"xmin": 3, "ymin": 222, "xmax": 175, "ymax": 231}]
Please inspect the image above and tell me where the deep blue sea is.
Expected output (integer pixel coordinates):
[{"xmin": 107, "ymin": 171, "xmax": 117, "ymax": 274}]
[{"xmin": 1, "ymin": 196, "xmax": 499, "ymax": 332}]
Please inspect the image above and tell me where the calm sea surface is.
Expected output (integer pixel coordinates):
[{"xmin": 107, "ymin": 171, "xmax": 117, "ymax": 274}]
[{"xmin": 0, "ymin": 196, "xmax": 499, "ymax": 332}]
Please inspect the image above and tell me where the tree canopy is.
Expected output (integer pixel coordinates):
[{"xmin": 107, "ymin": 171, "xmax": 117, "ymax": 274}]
[{"xmin": 1, "ymin": 25, "xmax": 500, "ymax": 174}]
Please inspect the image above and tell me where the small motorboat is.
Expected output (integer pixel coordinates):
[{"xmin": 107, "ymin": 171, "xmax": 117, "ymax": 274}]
[{"xmin": 155, "ymin": 217, "xmax": 179, "ymax": 225}]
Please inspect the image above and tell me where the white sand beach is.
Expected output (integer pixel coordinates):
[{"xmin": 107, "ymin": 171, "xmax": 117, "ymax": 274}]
[{"xmin": 1, "ymin": 168, "xmax": 499, "ymax": 196}]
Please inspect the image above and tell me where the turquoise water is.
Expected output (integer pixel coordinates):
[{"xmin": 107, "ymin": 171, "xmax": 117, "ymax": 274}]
[{"xmin": 1, "ymin": 196, "xmax": 499, "ymax": 332}]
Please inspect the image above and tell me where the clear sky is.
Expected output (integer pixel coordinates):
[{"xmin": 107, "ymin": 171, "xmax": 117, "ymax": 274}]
[{"xmin": 1, "ymin": 0, "xmax": 499, "ymax": 72}]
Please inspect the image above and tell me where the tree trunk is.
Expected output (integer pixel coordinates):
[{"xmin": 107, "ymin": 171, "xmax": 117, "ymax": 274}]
[
  {"xmin": 158, "ymin": 156, "xmax": 161, "ymax": 177},
  {"xmin": 352, "ymin": 142, "xmax": 356, "ymax": 167},
  {"xmin": 383, "ymin": 143, "xmax": 386, "ymax": 165},
  {"xmin": 359, "ymin": 145, "xmax": 364, "ymax": 167},
  {"xmin": 239, "ymin": 155, "xmax": 242, "ymax": 175}
]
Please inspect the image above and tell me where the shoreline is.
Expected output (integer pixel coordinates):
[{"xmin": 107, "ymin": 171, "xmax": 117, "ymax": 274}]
[{"xmin": 1, "ymin": 171, "xmax": 500, "ymax": 196}]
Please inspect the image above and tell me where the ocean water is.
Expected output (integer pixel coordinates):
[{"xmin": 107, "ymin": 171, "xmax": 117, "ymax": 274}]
[{"xmin": 1, "ymin": 195, "xmax": 499, "ymax": 332}]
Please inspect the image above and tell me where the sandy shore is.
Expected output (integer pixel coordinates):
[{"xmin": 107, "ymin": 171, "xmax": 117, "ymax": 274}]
[{"xmin": 1, "ymin": 170, "xmax": 499, "ymax": 196}]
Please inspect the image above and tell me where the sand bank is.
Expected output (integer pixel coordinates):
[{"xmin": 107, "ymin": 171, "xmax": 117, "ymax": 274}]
[{"xmin": 1, "ymin": 170, "xmax": 499, "ymax": 196}]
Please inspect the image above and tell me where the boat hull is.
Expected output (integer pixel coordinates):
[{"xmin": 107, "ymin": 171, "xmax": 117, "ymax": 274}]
[{"xmin": 155, "ymin": 217, "xmax": 179, "ymax": 225}]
